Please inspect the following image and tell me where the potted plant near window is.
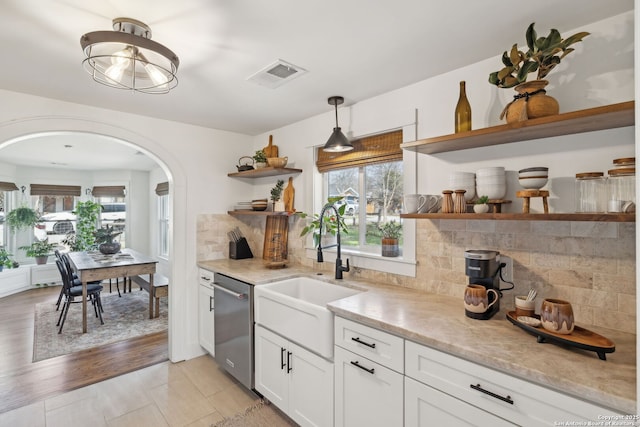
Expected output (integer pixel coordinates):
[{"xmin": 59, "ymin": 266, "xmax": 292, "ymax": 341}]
[
  {"xmin": 94, "ymin": 225, "xmax": 123, "ymax": 255},
  {"xmin": 473, "ymin": 195, "xmax": 490, "ymax": 213},
  {"xmin": 66, "ymin": 200, "xmax": 102, "ymax": 251},
  {"xmin": 0, "ymin": 248, "xmax": 13, "ymax": 271},
  {"xmin": 489, "ymin": 23, "xmax": 589, "ymax": 123},
  {"xmin": 379, "ymin": 220, "xmax": 402, "ymax": 257},
  {"xmin": 6, "ymin": 206, "xmax": 40, "ymax": 232},
  {"xmin": 20, "ymin": 238, "xmax": 57, "ymax": 265},
  {"xmin": 253, "ymin": 150, "xmax": 268, "ymax": 169},
  {"xmin": 298, "ymin": 196, "xmax": 349, "ymax": 247}
]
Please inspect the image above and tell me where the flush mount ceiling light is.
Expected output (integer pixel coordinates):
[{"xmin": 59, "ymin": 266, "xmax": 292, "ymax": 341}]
[
  {"xmin": 323, "ymin": 96, "xmax": 353, "ymax": 152},
  {"xmin": 80, "ymin": 17, "xmax": 179, "ymax": 94}
]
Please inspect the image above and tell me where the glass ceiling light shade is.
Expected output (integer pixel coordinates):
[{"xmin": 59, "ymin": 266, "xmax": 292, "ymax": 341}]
[
  {"xmin": 80, "ymin": 18, "xmax": 179, "ymax": 94},
  {"xmin": 323, "ymin": 96, "xmax": 353, "ymax": 152}
]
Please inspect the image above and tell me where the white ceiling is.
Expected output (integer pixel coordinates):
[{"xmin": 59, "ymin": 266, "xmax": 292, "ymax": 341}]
[{"xmin": 0, "ymin": 0, "xmax": 634, "ymax": 171}]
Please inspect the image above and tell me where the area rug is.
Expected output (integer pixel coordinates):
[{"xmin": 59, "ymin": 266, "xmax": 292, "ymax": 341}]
[
  {"xmin": 33, "ymin": 290, "xmax": 168, "ymax": 362},
  {"xmin": 214, "ymin": 400, "xmax": 297, "ymax": 427}
]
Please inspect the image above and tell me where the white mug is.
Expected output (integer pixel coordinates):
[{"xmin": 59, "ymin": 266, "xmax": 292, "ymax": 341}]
[
  {"xmin": 404, "ymin": 194, "xmax": 427, "ymax": 213},
  {"xmin": 418, "ymin": 195, "xmax": 443, "ymax": 213},
  {"xmin": 608, "ymin": 200, "xmax": 624, "ymax": 213}
]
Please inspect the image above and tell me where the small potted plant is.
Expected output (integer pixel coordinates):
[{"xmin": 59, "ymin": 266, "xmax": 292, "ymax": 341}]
[
  {"xmin": 253, "ymin": 150, "xmax": 268, "ymax": 169},
  {"xmin": 6, "ymin": 206, "xmax": 40, "ymax": 232},
  {"xmin": 94, "ymin": 224, "xmax": 123, "ymax": 254},
  {"xmin": 298, "ymin": 196, "xmax": 349, "ymax": 247},
  {"xmin": 474, "ymin": 195, "xmax": 490, "ymax": 213},
  {"xmin": 271, "ymin": 179, "xmax": 285, "ymax": 211},
  {"xmin": 20, "ymin": 238, "xmax": 57, "ymax": 265},
  {"xmin": 488, "ymin": 23, "xmax": 589, "ymax": 122},
  {"xmin": 378, "ymin": 220, "xmax": 402, "ymax": 257},
  {"xmin": 0, "ymin": 248, "xmax": 13, "ymax": 271}
]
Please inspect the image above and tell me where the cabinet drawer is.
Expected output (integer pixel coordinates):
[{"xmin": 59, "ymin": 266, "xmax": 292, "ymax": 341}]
[
  {"xmin": 405, "ymin": 341, "xmax": 622, "ymax": 426},
  {"xmin": 198, "ymin": 268, "xmax": 214, "ymax": 287},
  {"xmin": 335, "ymin": 317, "xmax": 403, "ymax": 373}
]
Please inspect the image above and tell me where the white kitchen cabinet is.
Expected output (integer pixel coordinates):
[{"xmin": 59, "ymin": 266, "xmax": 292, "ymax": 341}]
[
  {"xmin": 255, "ymin": 325, "xmax": 333, "ymax": 427},
  {"xmin": 0, "ymin": 267, "xmax": 30, "ymax": 298},
  {"xmin": 198, "ymin": 268, "xmax": 215, "ymax": 355},
  {"xmin": 405, "ymin": 376, "xmax": 514, "ymax": 426}
]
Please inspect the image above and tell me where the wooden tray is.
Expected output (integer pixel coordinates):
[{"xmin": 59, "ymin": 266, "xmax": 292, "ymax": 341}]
[{"xmin": 506, "ymin": 311, "xmax": 615, "ymax": 360}]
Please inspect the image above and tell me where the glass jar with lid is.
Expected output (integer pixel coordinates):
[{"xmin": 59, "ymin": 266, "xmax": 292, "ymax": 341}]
[
  {"xmin": 575, "ymin": 172, "xmax": 606, "ymax": 213},
  {"xmin": 607, "ymin": 167, "xmax": 635, "ymax": 212}
]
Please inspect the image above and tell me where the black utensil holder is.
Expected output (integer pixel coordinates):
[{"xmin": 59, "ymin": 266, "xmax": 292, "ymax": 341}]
[{"xmin": 229, "ymin": 238, "xmax": 253, "ymax": 259}]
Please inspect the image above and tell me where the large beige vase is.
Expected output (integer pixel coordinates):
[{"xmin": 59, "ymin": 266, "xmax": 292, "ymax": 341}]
[{"xmin": 503, "ymin": 80, "xmax": 559, "ymax": 123}]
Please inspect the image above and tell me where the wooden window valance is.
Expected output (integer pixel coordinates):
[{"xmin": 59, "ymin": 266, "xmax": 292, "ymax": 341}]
[
  {"xmin": 30, "ymin": 184, "xmax": 81, "ymax": 197},
  {"xmin": 155, "ymin": 182, "xmax": 169, "ymax": 196},
  {"xmin": 0, "ymin": 182, "xmax": 19, "ymax": 192},
  {"xmin": 92, "ymin": 185, "xmax": 126, "ymax": 198},
  {"xmin": 315, "ymin": 130, "xmax": 403, "ymax": 173}
]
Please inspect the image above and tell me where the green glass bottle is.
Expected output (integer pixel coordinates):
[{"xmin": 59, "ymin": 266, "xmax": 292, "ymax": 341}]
[{"xmin": 455, "ymin": 81, "xmax": 472, "ymax": 133}]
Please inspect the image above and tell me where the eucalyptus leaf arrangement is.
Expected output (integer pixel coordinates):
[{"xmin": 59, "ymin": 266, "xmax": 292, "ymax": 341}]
[
  {"xmin": 6, "ymin": 206, "xmax": 40, "ymax": 231},
  {"xmin": 20, "ymin": 238, "xmax": 57, "ymax": 258},
  {"xmin": 298, "ymin": 196, "xmax": 349, "ymax": 247},
  {"xmin": 378, "ymin": 220, "xmax": 402, "ymax": 240},
  {"xmin": 270, "ymin": 179, "xmax": 285, "ymax": 202},
  {"xmin": 488, "ymin": 23, "xmax": 589, "ymax": 88}
]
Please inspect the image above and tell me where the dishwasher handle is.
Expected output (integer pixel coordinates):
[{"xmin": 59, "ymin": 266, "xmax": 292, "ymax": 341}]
[{"xmin": 213, "ymin": 284, "xmax": 247, "ymax": 300}]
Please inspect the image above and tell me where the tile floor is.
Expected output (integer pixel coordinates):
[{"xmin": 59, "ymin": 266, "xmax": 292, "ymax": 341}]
[{"xmin": 0, "ymin": 354, "xmax": 288, "ymax": 427}]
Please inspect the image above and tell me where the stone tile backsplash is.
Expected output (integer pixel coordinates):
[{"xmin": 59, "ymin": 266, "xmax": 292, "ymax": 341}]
[{"xmin": 197, "ymin": 214, "xmax": 636, "ymax": 334}]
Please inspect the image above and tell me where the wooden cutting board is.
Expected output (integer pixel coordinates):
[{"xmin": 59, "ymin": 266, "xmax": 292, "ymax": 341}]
[{"xmin": 263, "ymin": 135, "xmax": 279, "ymax": 157}]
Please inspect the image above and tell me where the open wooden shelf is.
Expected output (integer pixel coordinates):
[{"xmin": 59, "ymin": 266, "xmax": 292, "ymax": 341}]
[
  {"xmin": 227, "ymin": 210, "xmax": 293, "ymax": 217},
  {"xmin": 400, "ymin": 212, "xmax": 635, "ymax": 222},
  {"xmin": 227, "ymin": 167, "xmax": 302, "ymax": 178},
  {"xmin": 401, "ymin": 101, "xmax": 634, "ymax": 155}
]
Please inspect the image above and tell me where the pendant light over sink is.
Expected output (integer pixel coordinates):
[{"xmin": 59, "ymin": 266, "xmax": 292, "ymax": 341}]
[
  {"xmin": 323, "ymin": 96, "xmax": 353, "ymax": 152},
  {"xmin": 80, "ymin": 18, "xmax": 180, "ymax": 94}
]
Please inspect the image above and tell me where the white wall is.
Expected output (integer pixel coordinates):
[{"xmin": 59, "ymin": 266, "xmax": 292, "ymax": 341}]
[{"xmin": 0, "ymin": 90, "xmax": 252, "ymax": 362}]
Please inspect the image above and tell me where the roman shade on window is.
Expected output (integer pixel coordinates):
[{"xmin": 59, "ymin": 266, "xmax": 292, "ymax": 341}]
[
  {"xmin": 92, "ymin": 185, "xmax": 126, "ymax": 198},
  {"xmin": 30, "ymin": 184, "xmax": 81, "ymax": 197},
  {"xmin": 155, "ymin": 182, "xmax": 169, "ymax": 196},
  {"xmin": 0, "ymin": 182, "xmax": 19, "ymax": 191},
  {"xmin": 315, "ymin": 130, "xmax": 403, "ymax": 173}
]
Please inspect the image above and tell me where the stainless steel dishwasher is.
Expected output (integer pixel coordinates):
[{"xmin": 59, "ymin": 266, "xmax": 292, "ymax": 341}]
[{"xmin": 213, "ymin": 273, "xmax": 254, "ymax": 390}]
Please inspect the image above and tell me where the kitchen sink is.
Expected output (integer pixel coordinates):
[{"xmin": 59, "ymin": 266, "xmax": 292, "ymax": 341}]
[{"xmin": 254, "ymin": 277, "xmax": 363, "ymax": 358}]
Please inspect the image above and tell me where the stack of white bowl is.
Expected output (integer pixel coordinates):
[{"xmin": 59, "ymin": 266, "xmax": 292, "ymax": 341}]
[
  {"xmin": 518, "ymin": 167, "xmax": 548, "ymax": 189},
  {"xmin": 449, "ymin": 171, "xmax": 475, "ymax": 202},
  {"xmin": 476, "ymin": 167, "xmax": 506, "ymax": 200}
]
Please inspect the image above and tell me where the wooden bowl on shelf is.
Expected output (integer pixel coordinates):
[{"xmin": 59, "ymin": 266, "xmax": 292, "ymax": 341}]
[{"xmin": 267, "ymin": 157, "xmax": 288, "ymax": 168}]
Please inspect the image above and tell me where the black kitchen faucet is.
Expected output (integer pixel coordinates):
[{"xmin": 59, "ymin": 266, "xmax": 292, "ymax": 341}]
[{"xmin": 316, "ymin": 203, "xmax": 350, "ymax": 279}]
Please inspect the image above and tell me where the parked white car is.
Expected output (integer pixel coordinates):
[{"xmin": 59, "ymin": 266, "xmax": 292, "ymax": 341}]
[{"xmin": 37, "ymin": 203, "xmax": 126, "ymax": 236}]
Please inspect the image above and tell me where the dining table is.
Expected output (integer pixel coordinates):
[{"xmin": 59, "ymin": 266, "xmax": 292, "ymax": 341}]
[{"xmin": 68, "ymin": 248, "xmax": 158, "ymax": 333}]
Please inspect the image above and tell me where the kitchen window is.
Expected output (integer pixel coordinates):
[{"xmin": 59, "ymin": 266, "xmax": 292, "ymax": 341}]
[{"xmin": 317, "ymin": 130, "xmax": 404, "ymax": 256}]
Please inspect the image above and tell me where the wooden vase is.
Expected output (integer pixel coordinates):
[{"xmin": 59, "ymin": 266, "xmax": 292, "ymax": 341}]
[{"xmin": 503, "ymin": 80, "xmax": 559, "ymax": 123}]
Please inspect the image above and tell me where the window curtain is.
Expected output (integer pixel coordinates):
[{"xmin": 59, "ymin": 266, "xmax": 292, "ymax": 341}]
[
  {"xmin": 30, "ymin": 184, "xmax": 81, "ymax": 196},
  {"xmin": 92, "ymin": 185, "xmax": 126, "ymax": 198},
  {"xmin": 0, "ymin": 182, "xmax": 19, "ymax": 192},
  {"xmin": 155, "ymin": 182, "xmax": 169, "ymax": 196},
  {"xmin": 315, "ymin": 130, "xmax": 403, "ymax": 173}
]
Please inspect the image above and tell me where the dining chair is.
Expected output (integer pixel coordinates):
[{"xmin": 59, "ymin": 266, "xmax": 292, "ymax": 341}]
[
  {"xmin": 56, "ymin": 259, "xmax": 104, "ymax": 333},
  {"xmin": 56, "ymin": 252, "xmax": 104, "ymax": 310}
]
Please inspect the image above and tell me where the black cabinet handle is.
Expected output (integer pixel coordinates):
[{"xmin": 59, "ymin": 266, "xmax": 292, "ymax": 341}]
[
  {"xmin": 287, "ymin": 351, "xmax": 292, "ymax": 373},
  {"xmin": 280, "ymin": 347, "xmax": 286, "ymax": 370},
  {"xmin": 470, "ymin": 384, "xmax": 514, "ymax": 405},
  {"xmin": 209, "ymin": 296, "xmax": 214, "ymax": 311},
  {"xmin": 351, "ymin": 337, "xmax": 376, "ymax": 348},
  {"xmin": 350, "ymin": 360, "xmax": 375, "ymax": 374}
]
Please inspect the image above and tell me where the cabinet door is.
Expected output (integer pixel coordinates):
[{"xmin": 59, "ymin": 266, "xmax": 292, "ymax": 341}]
[
  {"xmin": 255, "ymin": 325, "xmax": 288, "ymax": 410},
  {"xmin": 198, "ymin": 283, "xmax": 215, "ymax": 355},
  {"xmin": 334, "ymin": 346, "xmax": 403, "ymax": 427},
  {"xmin": 288, "ymin": 341, "xmax": 334, "ymax": 427},
  {"xmin": 405, "ymin": 377, "xmax": 514, "ymax": 427}
]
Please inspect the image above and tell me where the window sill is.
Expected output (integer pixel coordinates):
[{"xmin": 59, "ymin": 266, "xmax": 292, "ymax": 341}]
[{"xmin": 304, "ymin": 247, "xmax": 416, "ymax": 277}]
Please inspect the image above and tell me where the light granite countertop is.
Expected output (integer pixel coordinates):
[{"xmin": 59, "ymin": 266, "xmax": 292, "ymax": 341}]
[{"xmin": 198, "ymin": 258, "xmax": 636, "ymax": 414}]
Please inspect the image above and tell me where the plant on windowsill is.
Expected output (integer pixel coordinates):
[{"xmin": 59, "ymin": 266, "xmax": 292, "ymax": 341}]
[
  {"xmin": 474, "ymin": 195, "xmax": 490, "ymax": 214},
  {"xmin": 94, "ymin": 225, "xmax": 123, "ymax": 255},
  {"xmin": 0, "ymin": 248, "xmax": 13, "ymax": 271},
  {"xmin": 20, "ymin": 238, "xmax": 57, "ymax": 265},
  {"xmin": 378, "ymin": 220, "xmax": 402, "ymax": 257},
  {"xmin": 6, "ymin": 206, "xmax": 40, "ymax": 232},
  {"xmin": 298, "ymin": 196, "xmax": 349, "ymax": 247}
]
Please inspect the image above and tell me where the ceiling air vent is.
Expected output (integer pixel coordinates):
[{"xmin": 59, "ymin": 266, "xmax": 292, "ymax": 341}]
[{"xmin": 246, "ymin": 59, "xmax": 307, "ymax": 89}]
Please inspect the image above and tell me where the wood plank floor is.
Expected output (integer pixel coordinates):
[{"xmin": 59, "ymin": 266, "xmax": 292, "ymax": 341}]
[{"xmin": 0, "ymin": 286, "xmax": 168, "ymax": 414}]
